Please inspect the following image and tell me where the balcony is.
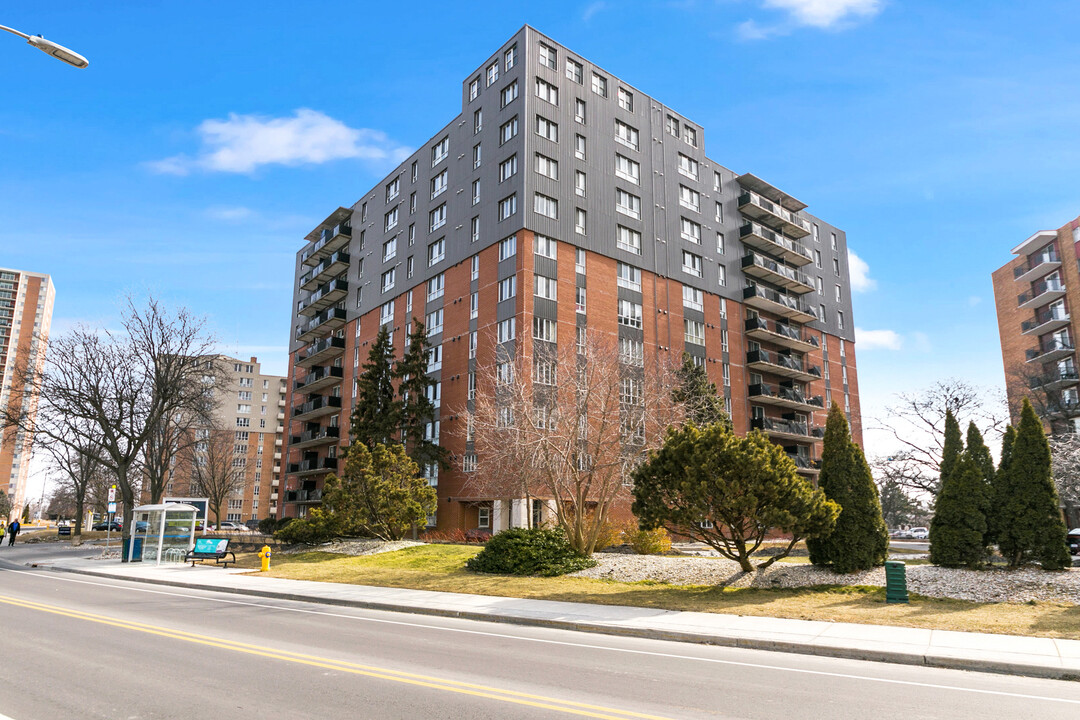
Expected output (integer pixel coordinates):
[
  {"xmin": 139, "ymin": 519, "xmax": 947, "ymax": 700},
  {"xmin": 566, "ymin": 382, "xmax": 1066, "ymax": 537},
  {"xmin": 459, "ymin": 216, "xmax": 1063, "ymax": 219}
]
[
  {"xmin": 1017, "ymin": 278, "xmax": 1066, "ymax": 310},
  {"xmin": 744, "ymin": 317, "xmax": 820, "ymax": 352},
  {"xmin": 743, "ymin": 284, "xmax": 818, "ymax": 323},
  {"xmin": 1044, "ymin": 399, "xmax": 1080, "ymax": 418},
  {"xmin": 289, "ymin": 425, "xmax": 341, "ymax": 450},
  {"xmin": 789, "ymin": 454, "xmax": 821, "ymax": 475},
  {"xmin": 1013, "ymin": 249, "xmax": 1060, "ymax": 284},
  {"xmin": 297, "ymin": 337, "xmax": 346, "ymax": 367},
  {"xmin": 302, "ymin": 219, "xmax": 352, "ymax": 267},
  {"xmin": 738, "ymin": 222, "xmax": 812, "ymax": 266},
  {"xmin": 299, "ymin": 251, "xmax": 350, "ymax": 291},
  {"xmin": 749, "ymin": 383, "xmax": 825, "ymax": 411},
  {"xmin": 297, "ymin": 307, "xmax": 348, "ymax": 343},
  {"xmin": 291, "ymin": 394, "xmax": 342, "ymax": 422},
  {"xmin": 737, "ymin": 190, "xmax": 812, "ymax": 238},
  {"xmin": 295, "ymin": 365, "xmax": 344, "ymax": 393},
  {"xmin": 1026, "ymin": 339, "xmax": 1075, "ymax": 364},
  {"xmin": 299, "ymin": 277, "xmax": 349, "ymax": 316},
  {"xmin": 287, "ymin": 456, "xmax": 338, "ymax": 477},
  {"xmin": 751, "ymin": 416, "xmax": 824, "ymax": 442},
  {"xmin": 1029, "ymin": 369, "xmax": 1080, "ymax": 392},
  {"xmin": 1021, "ymin": 308, "xmax": 1070, "ymax": 336},
  {"xmin": 1011, "ymin": 229, "xmax": 1057, "ymax": 258},
  {"xmin": 746, "ymin": 349, "xmax": 822, "ymax": 382},
  {"xmin": 741, "ymin": 253, "xmax": 814, "ymax": 294},
  {"xmin": 270, "ymin": 492, "xmax": 278, "ymax": 501},
  {"xmin": 284, "ymin": 488, "xmax": 325, "ymax": 503}
]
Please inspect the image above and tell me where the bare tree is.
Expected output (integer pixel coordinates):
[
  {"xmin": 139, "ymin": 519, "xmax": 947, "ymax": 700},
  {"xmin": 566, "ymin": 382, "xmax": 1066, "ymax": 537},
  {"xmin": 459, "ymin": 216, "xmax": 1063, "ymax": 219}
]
[
  {"xmin": 1005, "ymin": 360, "xmax": 1080, "ymax": 436},
  {"xmin": 0, "ymin": 297, "xmax": 215, "ymax": 543},
  {"xmin": 1049, "ymin": 433, "xmax": 1080, "ymax": 509},
  {"xmin": 35, "ymin": 416, "xmax": 106, "ymax": 543},
  {"xmin": 181, "ymin": 427, "xmax": 244, "ymax": 529},
  {"xmin": 465, "ymin": 331, "xmax": 686, "ymax": 554},
  {"xmin": 871, "ymin": 379, "xmax": 1007, "ymax": 497}
]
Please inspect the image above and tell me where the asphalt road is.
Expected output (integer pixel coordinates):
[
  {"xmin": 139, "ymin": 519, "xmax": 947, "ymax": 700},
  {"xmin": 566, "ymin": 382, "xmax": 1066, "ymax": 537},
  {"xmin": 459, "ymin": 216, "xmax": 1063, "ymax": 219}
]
[{"xmin": 1, "ymin": 545, "xmax": 1080, "ymax": 719}]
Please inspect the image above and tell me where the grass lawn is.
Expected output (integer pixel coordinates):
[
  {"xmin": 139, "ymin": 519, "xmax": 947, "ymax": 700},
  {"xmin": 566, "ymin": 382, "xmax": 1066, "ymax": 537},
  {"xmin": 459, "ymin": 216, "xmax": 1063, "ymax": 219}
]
[{"xmin": 234, "ymin": 544, "xmax": 1080, "ymax": 640}]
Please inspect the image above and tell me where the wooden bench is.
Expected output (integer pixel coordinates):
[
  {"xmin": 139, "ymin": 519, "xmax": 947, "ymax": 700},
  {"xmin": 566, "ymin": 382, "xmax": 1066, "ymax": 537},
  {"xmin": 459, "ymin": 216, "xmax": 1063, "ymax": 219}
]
[{"xmin": 184, "ymin": 537, "xmax": 236, "ymax": 568}]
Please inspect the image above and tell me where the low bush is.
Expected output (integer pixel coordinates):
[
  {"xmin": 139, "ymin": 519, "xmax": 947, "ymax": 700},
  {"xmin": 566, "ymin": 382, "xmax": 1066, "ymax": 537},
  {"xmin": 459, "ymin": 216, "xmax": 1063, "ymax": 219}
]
[
  {"xmin": 465, "ymin": 527, "xmax": 597, "ymax": 577},
  {"xmin": 593, "ymin": 519, "xmax": 623, "ymax": 551},
  {"xmin": 624, "ymin": 526, "xmax": 672, "ymax": 555},
  {"xmin": 274, "ymin": 510, "xmax": 338, "ymax": 545},
  {"xmin": 257, "ymin": 517, "xmax": 279, "ymax": 535}
]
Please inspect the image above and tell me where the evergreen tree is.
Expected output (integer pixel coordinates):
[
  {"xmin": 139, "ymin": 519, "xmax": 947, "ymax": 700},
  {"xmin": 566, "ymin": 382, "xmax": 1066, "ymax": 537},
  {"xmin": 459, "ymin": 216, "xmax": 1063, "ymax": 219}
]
[
  {"xmin": 987, "ymin": 424, "xmax": 1016, "ymax": 545},
  {"xmin": 807, "ymin": 403, "xmax": 889, "ymax": 573},
  {"xmin": 996, "ymin": 399, "xmax": 1071, "ymax": 570},
  {"xmin": 929, "ymin": 451, "xmax": 989, "ymax": 567},
  {"xmin": 349, "ymin": 326, "xmax": 399, "ymax": 448},
  {"xmin": 394, "ymin": 319, "xmax": 449, "ymax": 471},
  {"xmin": 965, "ymin": 422, "xmax": 995, "ymax": 524},
  {"xmin": 939, "ymin": 408, "xmax": 963, "ymax": 489},
  {"xmin": 671, "ymin": 353, "xmax": 732, "ymax": 430}
]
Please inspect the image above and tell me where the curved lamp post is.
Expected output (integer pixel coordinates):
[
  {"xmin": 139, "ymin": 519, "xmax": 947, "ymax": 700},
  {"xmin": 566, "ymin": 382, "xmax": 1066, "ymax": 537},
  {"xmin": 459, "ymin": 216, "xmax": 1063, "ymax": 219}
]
[{"xmin": 0, "ymin": 23, "xmax": 88, "ymax": 68}]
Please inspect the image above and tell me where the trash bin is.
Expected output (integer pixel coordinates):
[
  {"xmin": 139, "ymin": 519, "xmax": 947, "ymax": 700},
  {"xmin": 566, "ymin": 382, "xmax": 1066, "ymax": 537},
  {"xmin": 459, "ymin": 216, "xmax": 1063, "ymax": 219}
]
[
  {"xmin": 121, "ymin": 536, "xmax": 144, "ymax": 563},
  {"xmin": 885, "ymin": 560, "xmax": 908, "ymax": 604}
]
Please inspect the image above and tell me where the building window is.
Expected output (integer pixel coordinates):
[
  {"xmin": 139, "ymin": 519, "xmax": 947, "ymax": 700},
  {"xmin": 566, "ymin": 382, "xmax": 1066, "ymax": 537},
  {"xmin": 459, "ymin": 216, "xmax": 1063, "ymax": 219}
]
[
  {"xmin": 533, "ymin": 356, "xmax": 557, "ymax": 385},
  {"xmin": 679, "ymin": 185, "xmax": 700, "ymax": 212},
  {"xmin": 815, "ymin": 249, "xmax": 822, "ymax": 268},
  {"xmin": 406, "ymin": 256, "xmax": 414, "ymax": 279},
  {"xmin": 617, "ymin": 261, "xmax": 642, "ymax": 292},
  {"xmin": 619, "ymin": 337, "xmax": 644, "ymax": 366},
  {"xmin": 534, "ymin": 193, "xmax": 558, "ymax": 219},
  {"xmin": 715, "ymin": 201, "xmax": 723, "ymax": 223},
  {"xmin": 501, "ymin": 80, "xmax": 519, "ymax": 108},
  {"xmin": 615, "ymin": 120, "xmax": 639, "ymax": 150},
  {"xmin": 665, "ymin": 114, "xmax": 679, "ymax": 137},
  {"xmin": 431, "ymin": 136, "xmax": 449, "ymax": 166},
  {"xmin": 471, "ymin": 216, "xmax": 480, "ymax": 243},
  {"xmin": 616, "ymin": 225, "xmax": 642, "ymax": 255},
  {"xmin": 574, "ymin": 134, "xmax": 586, "ymax": 160},
  {"xmin": 576, "ymin": 247, "xmax": 586, "ymax": 274},
  {"xmin": 498, "ymin": 194, "xmax": 518, "ymax": 221},
  {"xmin": 683, "ymin": 125, "xmax": 698, "ymax": 147},
  {"xmin": 486, "ymin": 61, "xmax": 499, "ymax": 86},
  {"xmin": 427, "ymin": 238, "xmax": 445, "ymax": 267},
  {"xmin": 614, "ymin": 154, "xmax": 639, "ymax": 185},
  {"xmin": 380, "ymin": 300, "xmax": 395, "ymax": 325},
  {"xmin": 535, "ymin": 115, "xmax": 559, "ymax": 142},
  {"xmin": 426, "ymin": 309, "xmax": 444, "ymax": 336},
  {"xmin": 617, "ymin": 87, "xmax": 633, "ymax": 112},
  {"xmin": 538, "ymin": 41, "xmax": 557, "ymax": 70},
  {"xmin": 497, "ymin": 318, "xmax": 515, "ymax": 342},
  {"xmin": 381, "ymin": 268, "xmax": 396, "ymax": 293},
  {"xmin": 576, "ymin": 286, "xmax": 586, "ymax": 314},
  {"xmin": 831, "ymin": 232, "xmax": 838, "ymax": 250},
  {"xmin": 575, "ymin": 170, "xmax": 587, "ymax": 197},
  {"xmin": 473, "ymin": 108, "xmax": 483, "ymax": 133},
  {"xmin": 592, "ymin": 73, "xmax": 608, "ymax": 97},
  {"xmin": 535, "ymin": 77, "xmax": 559, "ymax": 105},
  {"xmin": 505, "ymin": 44, "xmax": 517, "ymax": 69},
  {"xmin": 535, "ymin": 275, "xmax": 558, "ymax": 300},
  {"xmin": 469, "ymin": 334, "xmax": 477, "ymax": 361},
  {"xmin": 574, "ymin": 98, "xmax": 586, "ymax": 124},
  {"xmin": 566, "ymin": 58, "xmax": 583, "ymax": 83},
  {"xmin": 677, "ymin": 153, "xmax": 698, "ymax": 180},
  {"xmin": 499, "ymin": 234, "xmax": 517, "ymax": 260},
  {"xmin": 680, "ymin": 218, "xmax": 701, "ymax": 244},
  {"xmin": 428, "ymin": 204, "xmax": 446, "ymax": 232},
  {"xmin": 430, "ymin": 169, "xmax": 448, "ymax": 199},
  {"xmin": 473, "ymin": 143, "xmax": 482, "ymax": 169},
  {"xmin": 716, "ymin": 232, "xmax": 725, "ymax": 254},
  {"xmin": 838, "ymin": 311, "xmax": 846, "ymax": 330},
  {"xmin": 469, "ymin": 77, "xmax": 480, "ymax": 101},
  {"xmin": 472, "ymin": 179, "xmax": 481, "ymax": 205},
  {"xmin": 427, "ymin": 345, "xmax": 442, "ymax": 372},
  {"xmin": 499, "ymin": 154, "xmax": 518, "ymax": 182},
  {"xmin": 535, "ymin": 234, "xmax": 557, "ymax": 259},
  {"xmin": 682, "ymin": 251, "xmax": 703, "ymax": 277},
  {"xmin": 718, "ymin": 264, "xmax": 727, "ymax": 286},
  {"xmin": 535, "ymin": 153, "xmax": 558, "ymax": 180},
  {"xmin": 685, "ymin": 319, "xmax": 705, "ymax": 346},
  {"xmin": 533, "ymin": 317, "xmax": 557, "ymax": 342},
  {"xmin": 835, "ymin": 284, "xmax": 842, "ymax": 302},
  {"xmin": 386, "ymin": 177, "xmax": 400, "ymax": 202},
  {"xmin": 500, "ymin": 116, "xmax": 518, "ymax": 144},
  {"xmin": 833, "ymin": 257, "xmax": 841, "ymax": 275},
  {"xmin": 683, "ymin": 285, "xmax": 703, "ymax": 312},
  {"xmin": 478, "ymin": 506, "xmax": 491, "ymax": 528},
  {"xmin": 618, "ymin": 299, "xmax": 643, "ymax": 329},
  {"xmin": 575, "ymin": 208, "xmax": 587, "ymax": 235},
  {"xmin": 616, "ymin": 189, "xmax": 641, "ymax": 219},
  {"xmin": 382, "ymin": 237, "xmax": 397, "ymax": 262},
  {"xmin": 427, "ymin": 274, "xmax": 444, "ymax": 301},
  {"xmin": 497, "ymin": 276, "xmax": 516, "ymax": 302},
  {"xmin": 470, "ymin": 292, "xmax": 479, "ymax": 319},
  {"xmin": 384, "ymin": 207, "xmax": 399, "ymax": 232}
]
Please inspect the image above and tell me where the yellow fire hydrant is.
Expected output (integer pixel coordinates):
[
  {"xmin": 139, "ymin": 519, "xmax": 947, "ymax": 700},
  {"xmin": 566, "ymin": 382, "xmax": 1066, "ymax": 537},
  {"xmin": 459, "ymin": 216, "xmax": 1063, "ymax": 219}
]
[{"xmin": 259, "ymin": 545, "xmax": 272, "ymax": 572}]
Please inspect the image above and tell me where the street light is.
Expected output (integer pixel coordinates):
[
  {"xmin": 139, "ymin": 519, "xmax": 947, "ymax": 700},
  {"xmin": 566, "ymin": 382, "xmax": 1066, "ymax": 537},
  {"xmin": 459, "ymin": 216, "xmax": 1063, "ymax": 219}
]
[{"xmin": 0, "ymin": 23, "xmax": 88, "ymax": 68}]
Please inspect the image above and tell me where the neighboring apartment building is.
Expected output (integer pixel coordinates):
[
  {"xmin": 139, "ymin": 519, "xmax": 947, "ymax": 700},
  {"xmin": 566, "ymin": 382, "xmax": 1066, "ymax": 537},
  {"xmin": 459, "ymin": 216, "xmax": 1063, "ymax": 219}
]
[
  {"xmin": 281, "ymin": 26, "xmax": 861, "ymax": 531},
  {"xmin": 992, "ymin": 216, "xmax": 1080, "ymax": 434},
  {"xmin": 151, "ymin": 355, "xmax": 287, "ymax": 525},
  {"xmin": 0, "ymin": 267, "xmax": 54, "ymax": 520}
]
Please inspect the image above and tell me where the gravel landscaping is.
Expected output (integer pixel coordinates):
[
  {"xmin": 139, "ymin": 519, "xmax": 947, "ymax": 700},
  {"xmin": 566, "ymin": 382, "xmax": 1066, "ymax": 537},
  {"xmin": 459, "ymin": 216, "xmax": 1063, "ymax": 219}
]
[
  {"xmin": 279, "ymin": 539, "xmax": 424, "ymax": 556},
  {"xmin": 570, "ymin": 553, "xmax": 1080, "ymax": 603}
]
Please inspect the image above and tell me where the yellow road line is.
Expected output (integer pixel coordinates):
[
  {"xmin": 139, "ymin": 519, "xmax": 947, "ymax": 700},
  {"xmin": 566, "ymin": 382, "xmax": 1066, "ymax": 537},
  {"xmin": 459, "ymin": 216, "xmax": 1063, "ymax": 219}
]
[{"xmin": 0, "ymin": 594, "xmax": 673, "ymax": 720}]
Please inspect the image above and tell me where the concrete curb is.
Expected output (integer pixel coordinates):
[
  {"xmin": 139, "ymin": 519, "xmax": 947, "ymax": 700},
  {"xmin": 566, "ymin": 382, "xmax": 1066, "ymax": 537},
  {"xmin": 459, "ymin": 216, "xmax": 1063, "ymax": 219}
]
[{"xmin": 45, "ymin": 564, "xmax": 1080, "ymax": 682}]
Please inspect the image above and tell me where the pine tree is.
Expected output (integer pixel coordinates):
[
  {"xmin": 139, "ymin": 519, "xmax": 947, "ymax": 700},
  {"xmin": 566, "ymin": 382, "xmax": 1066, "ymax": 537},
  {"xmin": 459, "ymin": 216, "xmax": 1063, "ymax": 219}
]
[
  {"xmin": 671, "ymin": 353, "xmax": 732, "ymax": 430},
  {"xmin": 965, "ymin": 422, "xmax": 994, "ymax": 525},
  {"xmin": 939, "ymin": 408, "xmax": 963, "ymax": 492},
  {"xmin": 997, "ymin": 399, "xmax": 1071, "ymax": 570},
  {"xmin": 807, "ymin": 403, "xmax": 889, "ymax": 573},
  {"xmin": 929, "ymin": 451, "xmax": 989, "ymax": 567},
  {"xmin": 987, "ymin": 424, "xmax": 1016, "ymax": 546},
  {"xmin": 394, "ymin": 319, "xmax": 449, "ymax": 471},
  {"xmin": 349, "ymin": 326, "xmax": 399, "ymax": 449}
]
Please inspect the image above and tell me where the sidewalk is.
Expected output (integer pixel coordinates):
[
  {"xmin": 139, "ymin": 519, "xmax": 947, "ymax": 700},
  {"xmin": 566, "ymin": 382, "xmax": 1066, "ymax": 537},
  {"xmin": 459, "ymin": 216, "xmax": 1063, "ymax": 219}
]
[{"xmin": 43, "ymin": 554, "xmax": 1080, "ymax": 681}]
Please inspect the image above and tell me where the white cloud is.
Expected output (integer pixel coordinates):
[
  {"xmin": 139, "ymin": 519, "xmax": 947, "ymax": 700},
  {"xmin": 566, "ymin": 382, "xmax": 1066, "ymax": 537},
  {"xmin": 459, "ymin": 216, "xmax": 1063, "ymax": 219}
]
[
  {"xmin": 737, "ymin": 20, "xmax": 785, "ymax": 40},
  {"xmin": 762, "ymin": 0, "xmax": 882, "ymax": 28},
  {"xmin": 968, "ymin": 295, "xmax": 982, "ymax": 307},
  {"xmin": 150, "ymin": 109, "xmax": 411, "ymax": 175},
  {"xmin": 855, "ymin": 328, "xmax": 903, "ymax": 350},
  {"xmin": 582, "ymin": 1, "xmax": 607, "ymax": 21},
  {"xmin": 847, "ymin": 249, "xmax": 876, "ymax": 292},
  {"xmin": 205, "ymin": 206, "xmax": 256, "ymax": 222}
]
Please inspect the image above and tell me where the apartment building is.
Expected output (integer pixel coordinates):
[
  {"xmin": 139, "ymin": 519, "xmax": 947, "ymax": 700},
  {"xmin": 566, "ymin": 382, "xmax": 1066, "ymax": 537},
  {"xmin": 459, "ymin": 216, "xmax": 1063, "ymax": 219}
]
[
  {"xmin": 281, "ymin": 26, "xmax": 861, "ymax": 531},
  {"xmin": 152, "ymin": 355, "xmax": 287, "ymax": 525},
  {"xmin": 0, "ymin": 267, "xmax": 54, "ymax": 519},
  {"xmin": 992, "ymin": 216, "xmax": 1080, "ymax": 433}
]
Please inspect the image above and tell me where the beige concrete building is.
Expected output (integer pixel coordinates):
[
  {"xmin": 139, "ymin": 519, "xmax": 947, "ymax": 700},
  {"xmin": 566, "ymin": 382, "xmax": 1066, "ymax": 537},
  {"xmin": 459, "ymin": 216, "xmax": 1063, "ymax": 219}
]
[{"xmin": 0, "ymin": 267, "xmax": 54, "ymax": 519}]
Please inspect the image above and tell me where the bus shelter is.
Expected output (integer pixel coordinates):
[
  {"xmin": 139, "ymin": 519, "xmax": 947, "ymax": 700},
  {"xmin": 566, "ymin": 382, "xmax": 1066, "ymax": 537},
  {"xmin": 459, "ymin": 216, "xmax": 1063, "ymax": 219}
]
[{"xmin": 128, "ymin": 503, "xmax": 198, "ymax": 565}]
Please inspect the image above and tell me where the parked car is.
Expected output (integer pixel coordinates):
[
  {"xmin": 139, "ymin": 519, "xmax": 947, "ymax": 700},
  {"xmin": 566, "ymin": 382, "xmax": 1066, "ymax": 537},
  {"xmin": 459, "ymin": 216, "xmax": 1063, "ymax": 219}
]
[
  {"xmin": 909, "ymin": 527, "xmax": 929, "ymax": 540},
  {"xmin": 92, "ymin": 520, "xmax": 121, "ymax": 531},
  {"xmin": 216, "ymin": 521, "xmax": 249, "ymax": 532},
  {"xmin": 1067, "ymin": 528, "xmax": 1080, "ymax": 556},
  {"xmin": 133, "ymin": 521, "xmax": 150, "ymax": 533}
]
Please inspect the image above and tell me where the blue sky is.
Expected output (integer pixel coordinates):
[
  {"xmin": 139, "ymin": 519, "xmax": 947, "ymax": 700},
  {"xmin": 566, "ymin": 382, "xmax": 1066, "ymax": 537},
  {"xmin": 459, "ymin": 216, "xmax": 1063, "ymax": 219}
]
[{"xmin": 4, "ymin": 0, "xmax": 1080, "ymax": 470}]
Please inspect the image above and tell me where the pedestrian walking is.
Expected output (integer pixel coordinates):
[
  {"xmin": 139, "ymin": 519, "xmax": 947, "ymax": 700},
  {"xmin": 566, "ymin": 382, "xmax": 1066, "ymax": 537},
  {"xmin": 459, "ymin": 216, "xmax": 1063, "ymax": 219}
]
[
  {"xmin": 7, "ymin": 519, "xmax": 19, "ymax": 546},
  {"xmin": 0, "ymin": 522, "xmax": 5, "ymax": 545}
]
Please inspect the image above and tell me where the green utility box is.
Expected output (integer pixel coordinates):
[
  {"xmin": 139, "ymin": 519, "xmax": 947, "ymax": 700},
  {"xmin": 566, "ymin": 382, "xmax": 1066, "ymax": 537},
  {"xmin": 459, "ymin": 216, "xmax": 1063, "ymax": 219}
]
[{"xmin": 884, "ymin": 560, "xmax": 908, "ymax": 604}]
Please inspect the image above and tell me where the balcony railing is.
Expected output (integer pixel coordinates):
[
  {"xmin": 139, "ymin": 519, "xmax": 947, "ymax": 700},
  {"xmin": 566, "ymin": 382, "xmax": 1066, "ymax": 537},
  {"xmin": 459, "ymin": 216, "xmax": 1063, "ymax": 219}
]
[
  {"xmin": 789, "ymin": 454, "xmax": 821, "ymax": 472},
  {"xmin": 738, "ymin": 222, "xmax": 812, "ymax": 265},
  {"xmin": 299, "ymin": 251, "xmax": 350, "ymax": 289},
  {"xmin": 284, "ymin": 489, "xmax": 325, "ymax": 503},
  {"xmin": 299, "ymin": 277, "xmax": 349, "ymax": 315},
  {"xmin": 298, "ymin": 337, "xmax": 346, "ymax": 366},
  {"xmin": 737, "ymin": 190, "xmax": 812, "ymax": 238},
  {"xmin": 1021, "ymin": 307, "xmax": 1070, "ymax": 335},
  {"xmin": 743, "ymin": 284, "xmax": 818, "ymax": 322},
  {"xmin": 1014, "ymin": 248, "xmax": 1059, "ymax": 281},
  {"xmin": 744, "ymin": 317, "xmax": 821, "ymax": 350},
  {"xmin": 749, "ymin": 383, "xmax": 825, "ymax": 409},
  {"xmin": 751, "ymin": 416, "xmax": 824, "ymax": 440},
  {"xmin": 288, "ymin": 457, "xmax": 338, "ymax": 476},
  {"xmin": 1026, "ymin": 339, "xmax": 1076, "ymax": 363},
  {"xmin": 290, "ymin": 425, "xmax": 341, "ymax": 448},
  {"xmin": 1029, "ymin": 369, "xmax": 1080, "ymax": 389},
  {"xmin": 301, "ymin": 222, "xmax": 352, "ymax": 265},
  {"xmin": 1017, "ymin": 278, "xmax": 1065, "ymax": 308},
  {"xmin": 295, "ymin": 365, "xmax": 344, "ymax": 392},
  {"xmin": 291, "ymin": 394, "xmax": 342, "ymax": 420},
  {"xmin": 741, "ymin": 253, "xmax": 814, "ymax": 293},
  {"xmin": 747, "ymin": 349, "xmax": 822, "ymax": 380},
  {"xmin": 296, "ymin": 307, "xmax": 348, "ymax": 342}
]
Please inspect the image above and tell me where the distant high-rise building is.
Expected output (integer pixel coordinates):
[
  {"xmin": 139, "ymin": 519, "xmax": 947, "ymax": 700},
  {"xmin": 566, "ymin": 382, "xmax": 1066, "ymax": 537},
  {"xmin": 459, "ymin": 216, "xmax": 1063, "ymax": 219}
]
[
  {"xmin": 281, "ymin": 27, "xmax": 861, "ymax": 531},
  {"xmin": 0, "ymin": 267, "xmax": 55, "ymax": 519}
]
